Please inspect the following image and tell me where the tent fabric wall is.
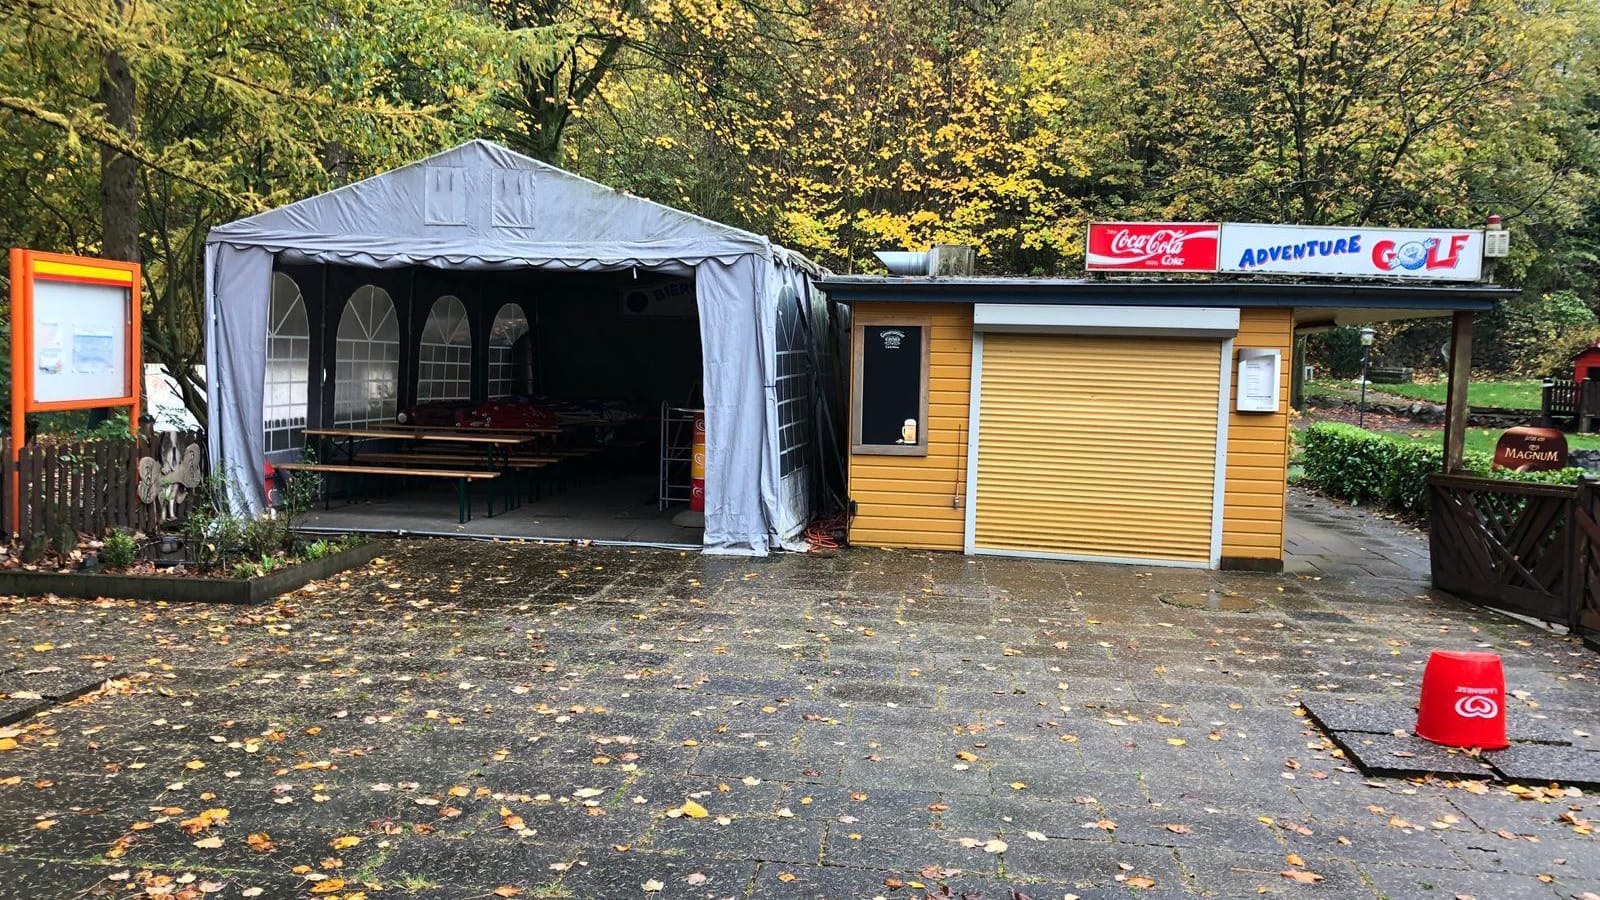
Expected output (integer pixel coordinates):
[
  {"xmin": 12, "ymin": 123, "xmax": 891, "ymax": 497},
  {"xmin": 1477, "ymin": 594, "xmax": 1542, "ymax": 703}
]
[
  {"xmin": 772, "ymin": 262, "xmax": 819, "ymax": 544},
  {"xmin": 205, "ymin": 242, "xmax": 273, "ymax": 513},
  {"xmin": 204, "ymin": 140, "xmax": 825, "ymax": 554}
]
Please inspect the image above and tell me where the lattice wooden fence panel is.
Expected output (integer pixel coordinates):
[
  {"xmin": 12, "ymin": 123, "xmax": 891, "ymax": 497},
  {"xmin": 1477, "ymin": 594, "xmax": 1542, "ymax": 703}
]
[{"xmin": 1428, "ymin": 474, "xmax": 1575, "ymax": 625}]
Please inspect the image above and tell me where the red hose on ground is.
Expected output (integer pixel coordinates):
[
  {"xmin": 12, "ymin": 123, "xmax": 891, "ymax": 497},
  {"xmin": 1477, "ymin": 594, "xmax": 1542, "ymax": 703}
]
[{"xmin": 804, "ymin": 511, "xmax": 850, "ymax": 551}]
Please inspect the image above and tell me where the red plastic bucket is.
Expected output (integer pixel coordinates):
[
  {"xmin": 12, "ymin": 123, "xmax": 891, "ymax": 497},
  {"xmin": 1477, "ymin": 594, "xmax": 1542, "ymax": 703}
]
[{"xmin": 1415, "ymin": 650, "xmax": 1508, "ymax": 750}]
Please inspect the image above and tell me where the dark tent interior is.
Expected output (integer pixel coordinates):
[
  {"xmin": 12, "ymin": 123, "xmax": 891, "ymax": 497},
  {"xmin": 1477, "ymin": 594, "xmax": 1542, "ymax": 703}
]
[{"xmin": 266, "ymin": 262, "xmax": 708, "ymax": 544}]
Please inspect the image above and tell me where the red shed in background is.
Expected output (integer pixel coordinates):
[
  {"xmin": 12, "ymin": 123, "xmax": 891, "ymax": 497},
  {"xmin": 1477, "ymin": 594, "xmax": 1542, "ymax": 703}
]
[{"xmin": 1575, "ymin": 342, "xmax": 1600, "ymax": 382}]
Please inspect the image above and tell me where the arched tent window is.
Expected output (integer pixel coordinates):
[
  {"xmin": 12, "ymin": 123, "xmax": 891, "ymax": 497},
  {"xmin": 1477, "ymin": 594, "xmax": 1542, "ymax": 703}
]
[
  {"xmin": 487, "ymin": 303, "xmax": 530, "ymax": 399},
  {"xmin": 264, "ymin": 273, "xmax": 310, "ymax": 453},
  {"xmin": 334, "ymin": 285, "xmax": 400, "ymax": 427},
  {"xmin": 418, "ymin": 295, "xmax": 472, "ymax": 402}
]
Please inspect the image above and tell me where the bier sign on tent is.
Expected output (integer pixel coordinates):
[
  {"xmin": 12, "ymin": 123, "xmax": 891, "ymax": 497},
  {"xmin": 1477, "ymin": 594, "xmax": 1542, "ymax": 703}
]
[
  {"xmin": 1218, "ymin": 223, "xmax": 1485, "ymax": 280},
  {"xmin": 621, "ymin": 277, "xmax": 696, "ymax": 319}
]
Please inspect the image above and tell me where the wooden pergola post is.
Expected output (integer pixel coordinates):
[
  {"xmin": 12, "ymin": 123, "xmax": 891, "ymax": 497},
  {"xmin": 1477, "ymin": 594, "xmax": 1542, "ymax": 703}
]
[{"xmin": 1442, "ymin": 311, "xmax": 1474, "ymax": 473}]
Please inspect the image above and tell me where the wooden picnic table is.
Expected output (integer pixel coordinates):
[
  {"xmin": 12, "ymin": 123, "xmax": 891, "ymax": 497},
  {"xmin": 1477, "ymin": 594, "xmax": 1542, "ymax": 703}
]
[
  {"xmin": 304, "ymin": 426, "xmax": 541, "ymax": 469},
  {"xmin": 303, "ymin": 426, "xmax": 544, "ymax": 443},
  {"xmin": 305, "ymin": 422, "xmax": 537, "ymax": 454},
  {"xmin": 294, "ymin": 427, "xmax": 553, "ymax": 521},
  {"xmin": 379, "ymin": 423, "xmax": 564, "ymax": 436}
]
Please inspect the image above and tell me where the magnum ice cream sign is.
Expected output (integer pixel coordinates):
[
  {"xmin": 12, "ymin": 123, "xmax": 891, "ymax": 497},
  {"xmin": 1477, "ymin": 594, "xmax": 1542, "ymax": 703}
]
[{"xmin": 1493, "ymin": 427, "xmax": 1568, "ymax": 473}]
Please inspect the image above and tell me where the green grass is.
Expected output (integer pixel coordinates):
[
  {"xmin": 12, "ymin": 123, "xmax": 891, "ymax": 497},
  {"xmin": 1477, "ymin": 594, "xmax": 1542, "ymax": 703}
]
[
  {"xmin": 1385, "ymin": 426, "xmax": 1600, "ymax": 455},
  {"xmin": 1312, "ymin": 378, "xmax": 1545, "ymax": 410}
]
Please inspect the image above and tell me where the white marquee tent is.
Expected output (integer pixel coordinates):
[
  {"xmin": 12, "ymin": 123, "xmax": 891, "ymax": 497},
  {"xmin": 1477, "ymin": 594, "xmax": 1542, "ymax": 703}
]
[{"xmin": 204, "ymin": 139, "xmax": 828, "ymax": 554}]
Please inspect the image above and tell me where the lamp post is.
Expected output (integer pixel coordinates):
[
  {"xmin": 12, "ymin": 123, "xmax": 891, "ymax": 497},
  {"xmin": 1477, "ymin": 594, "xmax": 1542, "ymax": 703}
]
[{"xmin": 1358, "ymin": 327, "xmax": 1376, "ymax": 429}]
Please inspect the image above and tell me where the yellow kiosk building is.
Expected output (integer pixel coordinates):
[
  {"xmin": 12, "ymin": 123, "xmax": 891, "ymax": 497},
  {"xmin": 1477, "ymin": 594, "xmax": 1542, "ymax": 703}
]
[{"xmin": 818, "ymin": 223, "xmax": 1513, "ymax": 571}]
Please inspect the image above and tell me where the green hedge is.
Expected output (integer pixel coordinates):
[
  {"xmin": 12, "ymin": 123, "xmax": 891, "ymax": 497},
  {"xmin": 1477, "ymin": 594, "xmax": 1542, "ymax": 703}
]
[{"xmin": 1300, "ymin": 423, "xmax": 1588, "ymax": 514}]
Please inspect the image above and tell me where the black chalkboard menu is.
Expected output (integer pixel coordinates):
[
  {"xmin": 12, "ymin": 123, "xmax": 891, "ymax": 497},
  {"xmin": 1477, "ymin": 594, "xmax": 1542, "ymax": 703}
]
[{"xmin": 853, "ymin": 320, "xmax": 929, "ymax": 455}]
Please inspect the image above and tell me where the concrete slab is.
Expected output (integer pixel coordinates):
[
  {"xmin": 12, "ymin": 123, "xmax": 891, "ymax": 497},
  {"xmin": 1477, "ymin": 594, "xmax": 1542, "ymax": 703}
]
[
  {"xmin": 299, "ymin": 474, "xmax": 704, "ymax": 546},
  {"xmin": 0, "ymin": 491, "xmax": 1596, "ymax": 897}
]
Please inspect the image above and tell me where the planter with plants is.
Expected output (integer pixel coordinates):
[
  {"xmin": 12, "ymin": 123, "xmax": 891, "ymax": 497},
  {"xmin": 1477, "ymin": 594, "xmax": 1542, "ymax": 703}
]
[{"xmin": 0, "ymin": 468, "xmax": 382, "ymax": 604}]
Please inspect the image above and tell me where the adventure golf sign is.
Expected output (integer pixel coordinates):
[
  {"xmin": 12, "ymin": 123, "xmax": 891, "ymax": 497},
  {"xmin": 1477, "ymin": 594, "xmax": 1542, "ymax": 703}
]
[{"xmin": 1088, "ymin": 222, "xmax": 1486, "ymax": 281}]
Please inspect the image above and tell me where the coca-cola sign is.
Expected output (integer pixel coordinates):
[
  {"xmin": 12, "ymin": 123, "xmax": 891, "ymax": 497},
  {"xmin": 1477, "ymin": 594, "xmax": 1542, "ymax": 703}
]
[{"xmin": 1086, "ymin": 222, "xmax": 1220, "ymax": 272}]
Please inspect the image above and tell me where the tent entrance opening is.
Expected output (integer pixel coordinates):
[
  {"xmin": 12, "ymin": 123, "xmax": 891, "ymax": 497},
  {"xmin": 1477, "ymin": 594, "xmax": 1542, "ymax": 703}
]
[{"xmin": 273, "ymin": 263, "xmax": 705, "ymax": 545}]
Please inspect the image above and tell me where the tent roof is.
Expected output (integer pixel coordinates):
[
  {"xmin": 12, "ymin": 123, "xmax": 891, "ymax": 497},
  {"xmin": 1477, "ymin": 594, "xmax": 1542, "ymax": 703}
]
[{"xmin": 208, "ymin": 139, "xmax": 817, "ymax": 272}]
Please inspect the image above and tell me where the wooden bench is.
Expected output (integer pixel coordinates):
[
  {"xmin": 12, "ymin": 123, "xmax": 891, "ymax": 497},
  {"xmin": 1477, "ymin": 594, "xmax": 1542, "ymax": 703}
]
[
  {"xmin": 349, "ymin": 453, "xmax": 566, "ymax": 507},
  {"xmin": 273, "ymin": 462, "xmax": 501, "ymax": 523},
  {"xmin": 354, "ymin": 452, "xmax": 558, "ymax": 468}
]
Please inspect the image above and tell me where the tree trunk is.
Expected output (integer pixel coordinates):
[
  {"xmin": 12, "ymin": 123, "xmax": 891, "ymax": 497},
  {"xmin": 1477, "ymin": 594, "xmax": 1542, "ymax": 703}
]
[
  {"xmin": 100, "ymin": 35, "xmax": 138, "ymax": 264},
  {"xmin": 91, "ymin": 17, "xmax": 138, "ymax": 433},
  {"xmin": 97, "ymin": 0, "xmax": 138, "ymax": 432}
]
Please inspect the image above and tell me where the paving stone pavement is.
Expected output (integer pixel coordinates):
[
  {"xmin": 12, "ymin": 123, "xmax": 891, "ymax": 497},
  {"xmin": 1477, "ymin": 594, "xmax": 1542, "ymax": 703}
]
[
  {"xmin": 1, "ymin": 496, "xmax": 1597, "ymax": 899},
  {"xmin": 1283, "ymin": 487, "xmax": 1431, "ymax": 581}
]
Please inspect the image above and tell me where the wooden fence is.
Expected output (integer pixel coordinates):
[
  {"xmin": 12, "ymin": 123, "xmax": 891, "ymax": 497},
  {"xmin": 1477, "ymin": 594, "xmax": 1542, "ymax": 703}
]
[
  {"xmin": 1429, "ymin": 473, "xmax": 1600, "ymax": 644},
  {"xmin": 1542, "ymin": 379, "xmax": 1600, "ymax": 431},
  {"xmin": 0, "ymin": 432, "xmax": 206, "ymax": 543}
]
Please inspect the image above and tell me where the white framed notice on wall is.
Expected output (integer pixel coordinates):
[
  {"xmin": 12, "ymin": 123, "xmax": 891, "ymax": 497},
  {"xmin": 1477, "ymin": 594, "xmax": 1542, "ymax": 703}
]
[
  {"xmin": 9, "ymin": 248, "xmax": 142, "ymax": 527},
  {"xmin": 10, "ymin": 250, "xmax": 141, "ymax": 413},
  {"xmin": 31, "ymin": 279, "xmax": 131, "ymax": 404},
  {"xmin": 1236, "ymin": 348, "xmax": 1281, "ymax": 413}
]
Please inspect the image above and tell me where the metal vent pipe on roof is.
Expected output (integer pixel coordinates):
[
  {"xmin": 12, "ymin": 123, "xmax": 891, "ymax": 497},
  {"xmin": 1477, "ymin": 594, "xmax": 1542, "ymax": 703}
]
[
  {"xmin": 873, "ymin": 251, "xmax": 930, "ymax": 275},
  {"xmin": 874, "ymin": 245, "xmax": 977, "ymax": 276}
]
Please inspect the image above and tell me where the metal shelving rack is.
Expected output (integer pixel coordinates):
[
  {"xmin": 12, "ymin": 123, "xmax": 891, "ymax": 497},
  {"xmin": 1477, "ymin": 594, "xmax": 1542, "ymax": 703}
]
[{"xmin": 658, "ymin": 404, "xmax": 701, "ymax": 510}]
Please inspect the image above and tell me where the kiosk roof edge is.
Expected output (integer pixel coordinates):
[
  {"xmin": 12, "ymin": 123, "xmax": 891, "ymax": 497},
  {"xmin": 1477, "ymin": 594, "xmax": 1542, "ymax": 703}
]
[{"xmin": 815, "ymin": 276, "xmax": 1511, "ymax": 311}]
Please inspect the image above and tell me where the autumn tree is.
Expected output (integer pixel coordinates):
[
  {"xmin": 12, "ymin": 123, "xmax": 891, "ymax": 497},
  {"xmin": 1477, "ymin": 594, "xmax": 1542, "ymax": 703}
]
[
  {"xmin": 648, "ymin": 0, "xmax": 1599, "ymax": 282},
  {"xmin": 485, "ymin": 0, "xmax": 814, "ymax": 163},
  {"xmin": 1127, "ymin": 0, "xmax": 1599, "ymax": 231},
  {"xmin": 0, "ymin": 0, "xmax": 538, "ymax": 422},
  {"xmin": 683, "ymin": 0, "xmax": 1133, "ymax": 273}
]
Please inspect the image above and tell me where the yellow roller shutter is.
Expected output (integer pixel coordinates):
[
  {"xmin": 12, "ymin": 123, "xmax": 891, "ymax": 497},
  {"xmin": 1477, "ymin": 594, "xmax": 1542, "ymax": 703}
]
[{"xmin": 972, "ymin": 333, "xmax": 1222, "ymax": 564}]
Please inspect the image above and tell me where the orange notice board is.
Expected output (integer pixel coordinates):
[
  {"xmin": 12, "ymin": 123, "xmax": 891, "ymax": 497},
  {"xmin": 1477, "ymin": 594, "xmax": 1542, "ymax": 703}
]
[{"xmin": 8, "ymin": 249, "xmax": 142, "ymax": 529}]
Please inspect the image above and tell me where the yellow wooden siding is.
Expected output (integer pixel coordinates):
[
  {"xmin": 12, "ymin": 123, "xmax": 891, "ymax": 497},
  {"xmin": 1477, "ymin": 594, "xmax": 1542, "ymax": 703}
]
[
  {"xmin": 973, "ymin": 334, "xmax": 1221, "ymax": 563},
  {"xmin": 1222, "ymin": 307, "xmax": 1293, "ymax": 564},
  {"xmin": 846, "ymin": 302, "xmax": 973, "ymax": 550}
]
